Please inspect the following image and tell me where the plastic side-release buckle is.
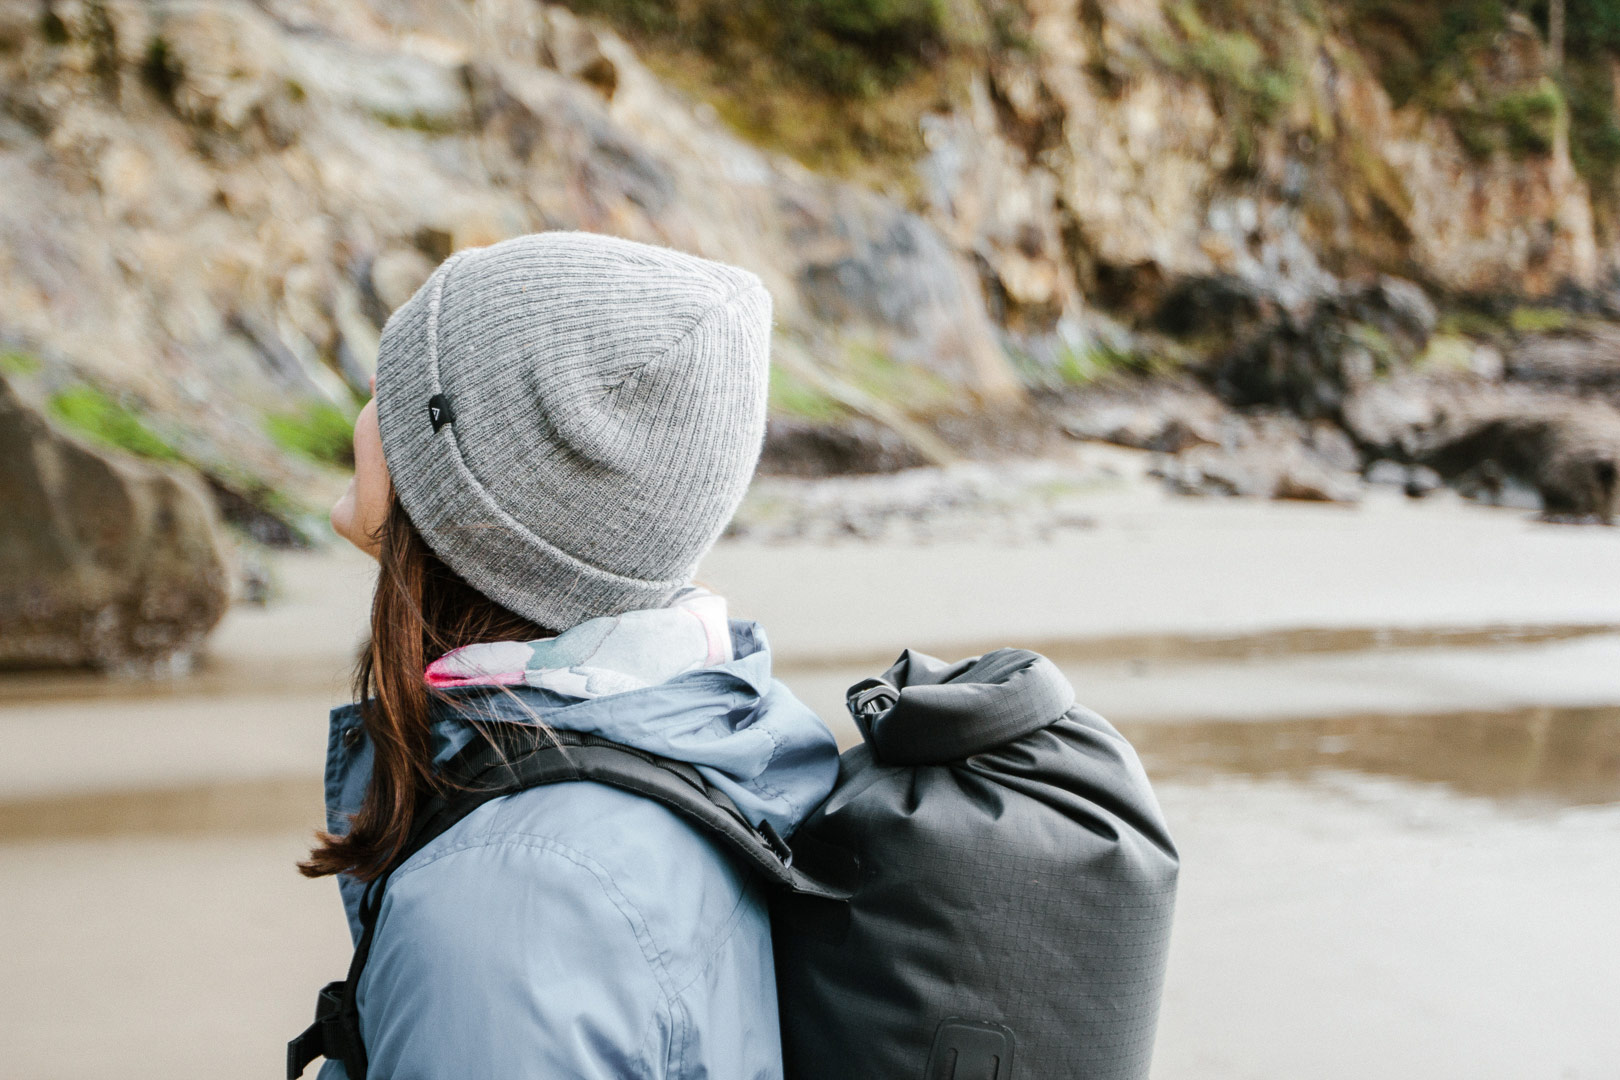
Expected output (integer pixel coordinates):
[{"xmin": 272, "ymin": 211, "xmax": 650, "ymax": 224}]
[
  {"xmin": 287, "ymin": 981, "xmax": 352, "ymax": 1079},
  {"xmin": 847, "ymin": 678, "xmax": 899, "ymax": 720}
]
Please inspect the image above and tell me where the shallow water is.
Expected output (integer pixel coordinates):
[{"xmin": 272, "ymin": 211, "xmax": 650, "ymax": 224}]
[{"xmin": 1133, "ymin": 704, "xmax": 1620, "ymax": 808}]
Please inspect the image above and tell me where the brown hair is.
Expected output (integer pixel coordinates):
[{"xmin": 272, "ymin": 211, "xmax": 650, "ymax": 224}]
[{"xmin": 300, "ymin": 495, "xmax": 553, "ymax": 882}]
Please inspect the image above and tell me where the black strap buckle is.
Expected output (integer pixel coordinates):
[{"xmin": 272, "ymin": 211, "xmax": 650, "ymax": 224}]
[
  {"xmin": 846, "ymin": 677, "xmax": 900, "ymax": 751},
  {"xmin": 287, "ymin": 981, "xmax": 362, "ymax": 1079},
  {"xmin": 848, "ymin": 678, "xmax": 899, "ymax": 720},
  {"xmin": 757, "ymin": 818, "xmax": 794, "ymax": 867}
]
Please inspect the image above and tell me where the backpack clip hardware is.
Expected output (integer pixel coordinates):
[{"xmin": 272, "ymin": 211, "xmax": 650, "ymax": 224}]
[
  {"xmin": 287, "ymin": 980, "xmax": 365, "ymax": 1079},
  {"xmin": 757, "ymin": 818, "xmax": 793, "ymax": 867},
  {"xmin": 848, "ymin": 678, "xmax": 899, "ymax": 720}
]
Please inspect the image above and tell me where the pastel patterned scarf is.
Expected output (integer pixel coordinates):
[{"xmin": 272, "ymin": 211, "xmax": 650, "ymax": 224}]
[{"xmin": 424, "ymin": 586, "xmax": 734, "ymax": 699}]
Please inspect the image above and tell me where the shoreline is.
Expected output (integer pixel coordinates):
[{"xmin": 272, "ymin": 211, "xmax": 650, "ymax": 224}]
[{"xmin": 2, "ymin": 477, "xmax": 1617, "ymax": 834}]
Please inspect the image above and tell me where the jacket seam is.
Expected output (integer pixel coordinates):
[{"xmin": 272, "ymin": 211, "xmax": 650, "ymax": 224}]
[
  {"xmin": 656, "ymin": 876, "xmax": 761, "ymax": 1077},
  {"xmin": 669, "ymin": 873, "xmax": 760, "ymax": 1002},
  {"xmin": 737, "ymin": 724, "xmax": 789, "ymax": 808},
  {"xmin": 390, "ymin": 830, "xmax": 681, "ymax": 1007},
  {"xmin": 637, "ymin": 991, "xmax": 673, "ymax": 1080},
  {"xmin": 666, "ymin": 988, "xmax": 688, "ymax": 1079}
]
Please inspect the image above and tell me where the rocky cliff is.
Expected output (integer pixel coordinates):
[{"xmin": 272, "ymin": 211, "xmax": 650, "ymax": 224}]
[{"xmin": 2, "ymin": 0, "xmax": 1618, "ymax": 522}]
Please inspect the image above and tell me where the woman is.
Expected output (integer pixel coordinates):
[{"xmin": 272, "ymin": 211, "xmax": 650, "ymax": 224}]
[{"xmin": 307, "ymin": 232, "xmax": 839, "ymax": 1078}]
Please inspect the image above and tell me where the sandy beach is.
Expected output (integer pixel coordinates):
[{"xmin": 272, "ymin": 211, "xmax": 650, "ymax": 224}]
[{"xmin": 2, "ymin": 485, "xmax": 1617, "ymax": 1078}]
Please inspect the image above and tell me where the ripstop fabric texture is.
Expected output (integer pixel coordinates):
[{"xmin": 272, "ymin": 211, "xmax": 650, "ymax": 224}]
[{"xmin": 375, "ymin": 232, "xmax": 772, "ymax": 631}]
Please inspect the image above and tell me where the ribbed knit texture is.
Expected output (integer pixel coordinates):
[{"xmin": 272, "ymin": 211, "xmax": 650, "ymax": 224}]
[{"xmin": 375, "ymin": 232, "xmax": 772, "ymax": 630}]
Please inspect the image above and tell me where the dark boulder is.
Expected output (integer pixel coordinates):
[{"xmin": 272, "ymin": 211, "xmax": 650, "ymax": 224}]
[
  {"xmin": 1344, "ymin": 371, "xmax": 1620, "ymax": 522},
  {"xmin": 1365, "ymin": 459, "xmax": 1445, "ymax": 499},
  {"xmin": 1212, "ymin": 277, "xmax": 1437, "ymax": 420},
  {"xmin": 1420, "ymin": 404, "xmax": 1620, "ymax": 523},
  {"xmin": 1149, "ymin": 413, "xmax": 1364, "ymax": 504},
  {"xmin": 1151, "ymin": 274, "xmax": 1277, "ymax": 340},
  {"xmin": 759, "ymin": 416, "xmax": 929, "ymax": 477},
  {"xmin": 1507, "ymin": 328, "xmax": 1620, "ymax": 401},
  {"xmin": 0, "ymin": 377, "xmax": 231, "ymax": 670},
  {"xmin": 1058, "ymin": 379, "xmax": 1224, "ymax": 454}
]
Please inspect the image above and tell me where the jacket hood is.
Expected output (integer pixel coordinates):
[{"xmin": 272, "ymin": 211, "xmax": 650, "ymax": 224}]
[
  {"xmin": 416, "ymin": 619, "xmax": 837, "ymax": 839},
  {"xmin": 323, "ymin": 613, "xmax": 838, "ymax": 934}
]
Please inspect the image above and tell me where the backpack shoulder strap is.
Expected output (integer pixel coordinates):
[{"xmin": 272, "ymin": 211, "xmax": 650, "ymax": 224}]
[
  {"xmin": 413, "ymin": 729, "xmax": 849, "ymax": 900},
  {"xmin": 288, "ymin": 729, "xmax": 848, "ymax": 1080}
]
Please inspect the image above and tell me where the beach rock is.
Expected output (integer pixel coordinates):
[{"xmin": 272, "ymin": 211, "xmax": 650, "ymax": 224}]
[
  {"xmin": 0, "ymin": 378, "xmax": 230, "ymax": 670},
  {"xmin": 1150, "ymin": 413, "xmax": 1364, "ymax": 503},
  {"xmin": 1365, "ymin": 459, "xmax": 1445, "ymax": 498},
  {"xmin": 760, "ymin": 416, "xmax": 929, "ymax": 477},
  {"xmin": 1364, "ymin": 458, "xmax": 1444, "ymax": 498},
  {"xmin": 1059, "ymin": 380, "xmax": 1224, "ymax": 453},
  {"xmin": 1345, "ymin": 369, "xmax": 1620, "ymax": 520},
  {"xmin": 1420, "ymin": 403, "xmax": 1620, "ymax": 523},
  {"xmin": 1507, "ymin": 329, "xmax": 1620, "ymax": 400},
  {"xmin": 1340, "ymin": 372, "xmax": 1465, "ymax": 460},
  {"xmin": 1404, "ymin": 465, "xmax": 1445, "ymax": 498},
  {"xmin": 732, "ymin": 459, "xmax": 1113, "ymax": 545},
  {"xmin": 1213, "ymin": 277, "xmax": 1438, "ymax": 420},
  {"xmin": 1364, "ymin": 458, "xmax": 1409, "ymax": 487}
]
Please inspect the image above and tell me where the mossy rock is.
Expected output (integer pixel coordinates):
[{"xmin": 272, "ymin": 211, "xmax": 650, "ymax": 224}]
[{"xmin": 0, "ymin": 375, "xmax": 231, "ymax": 670}]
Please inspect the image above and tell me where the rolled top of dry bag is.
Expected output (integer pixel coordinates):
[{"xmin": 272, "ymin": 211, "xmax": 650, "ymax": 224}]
[{"xmin": 846, "ymin": 648, "xmax": 1077, "ymax": 765}]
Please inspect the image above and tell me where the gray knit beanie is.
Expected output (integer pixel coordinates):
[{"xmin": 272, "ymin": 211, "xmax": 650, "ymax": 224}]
[{"xmin": 374, "ymin": 232, "xmax": 771, "ymax": 629}]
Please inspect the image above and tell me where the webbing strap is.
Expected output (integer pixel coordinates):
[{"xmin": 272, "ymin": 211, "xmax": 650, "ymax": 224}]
[{"xmin": 288, "ymin": 730, "xmax": 849, "ymax": 1079}]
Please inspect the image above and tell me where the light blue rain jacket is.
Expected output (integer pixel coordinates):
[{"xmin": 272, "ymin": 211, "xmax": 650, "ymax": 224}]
[{"xmin": 316, "ymin": 621, "xmax": 839, "ymax": 1079}]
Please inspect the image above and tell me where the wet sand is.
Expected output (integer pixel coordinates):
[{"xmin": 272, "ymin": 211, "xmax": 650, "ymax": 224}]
[
  {"xmin": 4, "ymin": 773, "xmax": 1613, "ymax": 1080},
  {"xmin": 1154, "ymin": 777, "xmax": 1620, "ymax": 1080},
  {"xmin": 2, "ymin": 490, "xmax": 1617, "ymax": 1078}
]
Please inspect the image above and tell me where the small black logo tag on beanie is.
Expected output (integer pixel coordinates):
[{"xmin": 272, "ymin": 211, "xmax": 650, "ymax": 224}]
[{"xmin": 427, "ymin": 393, "xmax": 456, "ymax": 433}]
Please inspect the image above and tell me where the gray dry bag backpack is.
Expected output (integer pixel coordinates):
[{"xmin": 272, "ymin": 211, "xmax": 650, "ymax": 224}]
[
  {"xmin": 290, "ymin": 647, "xmax": 1177, "ymax": 1080},
  {"xmin": 774, "ymin": 647, "xmax": 1179, "ymax": 1080}
]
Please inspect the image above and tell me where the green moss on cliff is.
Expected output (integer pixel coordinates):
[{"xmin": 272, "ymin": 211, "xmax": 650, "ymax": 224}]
[
  {"xmin": 49, "ymin": 385, "xmax": 183, "ymax": 462},
  {"xmin": 569, "ymin": 0, "xmax": 959, "ymax": 97},
  {"xmin": 558, "ymin": 0, "xmax": 1011, "ymax": 185},
  {"xmin": 1348, "ymin": 0, "xmax": 1620, "ymax": 192},
  {"xmin": 839, "ymin": 342, "xmax": 957, "ymax": 411},
  {"xmin": 263, "ymin": 402, "xmax": 356, "ymax": 467},
  {"xmin": 0, "ymin": 350, "xmax": 41, "ymax": 376},
  {"xmin": 1147, "ymin": 0, "xmax": 1317, "ymax": 173},
  {"xmin": 1161, "ymin": 2, "xmax": 1301, "ymax": 121},
  {"xmin": 1509, "ymin": 305, "xmax": 1574, "ymax": 332},
  {"xmin": 769, "ymin": 366, "xmax": 850, "ymax": 423},
  {"xmin": 1449, "ymin": 80, "xmax": 1564, "ymax": 158}
]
